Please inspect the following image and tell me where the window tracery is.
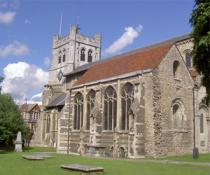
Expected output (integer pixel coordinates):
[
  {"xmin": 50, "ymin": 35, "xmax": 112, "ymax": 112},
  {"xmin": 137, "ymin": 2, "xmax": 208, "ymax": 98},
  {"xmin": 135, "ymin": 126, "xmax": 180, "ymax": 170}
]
[{"xmin": 104, "ymin": 86, "xmax": 117, "ymax": 130}]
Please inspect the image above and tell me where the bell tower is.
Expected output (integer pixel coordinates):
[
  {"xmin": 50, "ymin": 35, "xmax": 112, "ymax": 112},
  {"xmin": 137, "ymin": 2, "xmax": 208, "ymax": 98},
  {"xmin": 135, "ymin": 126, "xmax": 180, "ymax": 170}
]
[{"xmin": 48, "ymin": 25, "xmax": 101, "ymax": 85}]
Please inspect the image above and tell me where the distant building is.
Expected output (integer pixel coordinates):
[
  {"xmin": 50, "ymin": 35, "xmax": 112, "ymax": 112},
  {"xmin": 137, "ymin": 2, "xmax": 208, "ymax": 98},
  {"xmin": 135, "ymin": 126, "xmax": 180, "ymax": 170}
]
[
  {"xmin": 35, "ymin": 25, "xmax": 209, "ymax": 158},
  {"xmin": 19, "ymin": 103, "xmax": 41, "ymax": 144}
]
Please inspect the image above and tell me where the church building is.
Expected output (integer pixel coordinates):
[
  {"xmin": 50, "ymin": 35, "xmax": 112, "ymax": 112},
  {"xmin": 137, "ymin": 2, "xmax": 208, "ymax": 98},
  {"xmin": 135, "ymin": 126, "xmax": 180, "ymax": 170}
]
[{"xmin": 37, "ymin": 25, "xmax": 209, "ymax": 158}]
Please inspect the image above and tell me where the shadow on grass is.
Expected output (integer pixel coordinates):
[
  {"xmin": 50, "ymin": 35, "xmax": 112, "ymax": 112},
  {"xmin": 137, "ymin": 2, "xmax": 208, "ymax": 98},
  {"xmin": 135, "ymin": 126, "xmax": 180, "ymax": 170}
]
[{"xmin": 0, "ymin": 146, "xmax": 15, "ymax": 154}]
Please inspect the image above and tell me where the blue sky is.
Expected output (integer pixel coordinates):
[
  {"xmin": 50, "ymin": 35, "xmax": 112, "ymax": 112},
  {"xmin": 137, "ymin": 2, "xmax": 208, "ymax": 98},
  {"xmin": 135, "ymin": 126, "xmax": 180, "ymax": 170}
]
[{"xmin": 0, "ymin": 0, "xmax": 194, "ymax": 103}]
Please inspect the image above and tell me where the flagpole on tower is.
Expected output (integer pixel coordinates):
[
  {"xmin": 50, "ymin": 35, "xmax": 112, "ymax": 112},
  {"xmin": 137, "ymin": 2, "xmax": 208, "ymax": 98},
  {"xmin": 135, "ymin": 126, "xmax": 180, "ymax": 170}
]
[{"xmin": 59, "ymin": 13, "xmax": 63, "ymax": 36}]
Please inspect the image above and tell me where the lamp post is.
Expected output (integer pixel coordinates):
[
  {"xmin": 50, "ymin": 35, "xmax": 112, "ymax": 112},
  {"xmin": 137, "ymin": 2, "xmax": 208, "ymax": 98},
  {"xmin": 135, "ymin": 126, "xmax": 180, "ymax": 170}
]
[{"xmin": 193, "ymin": 85, "xmax": 199, "ymax": 159}]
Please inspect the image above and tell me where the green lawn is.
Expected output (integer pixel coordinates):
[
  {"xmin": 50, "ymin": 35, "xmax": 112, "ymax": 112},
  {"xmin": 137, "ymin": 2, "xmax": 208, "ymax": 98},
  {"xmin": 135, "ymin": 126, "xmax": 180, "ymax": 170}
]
[
  {"xmin": 0, "ymin": 147, "xmax": 209, "ymax": 175},
  {"xmin": 157, "ymin": 153, "xmax": 210, "ymax": 162}
]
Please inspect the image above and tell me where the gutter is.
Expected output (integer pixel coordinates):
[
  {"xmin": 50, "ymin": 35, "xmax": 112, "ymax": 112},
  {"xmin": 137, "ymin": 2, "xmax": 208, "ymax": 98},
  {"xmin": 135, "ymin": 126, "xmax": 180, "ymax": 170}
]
[{"xmin": 72, "ymin": 69, "xmax": 152, "ymax": 89}]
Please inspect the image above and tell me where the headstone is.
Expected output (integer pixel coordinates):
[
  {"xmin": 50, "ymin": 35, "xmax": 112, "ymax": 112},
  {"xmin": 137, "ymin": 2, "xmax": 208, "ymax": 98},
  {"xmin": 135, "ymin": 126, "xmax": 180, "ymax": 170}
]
[{"xmin": 15, "ymin": 131, "xmax": 22, "ymax": 152}]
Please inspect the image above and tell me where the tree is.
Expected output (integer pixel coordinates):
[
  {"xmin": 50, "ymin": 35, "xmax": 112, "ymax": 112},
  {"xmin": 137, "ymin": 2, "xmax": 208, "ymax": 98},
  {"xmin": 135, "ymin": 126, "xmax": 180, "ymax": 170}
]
[
  {"xmin": 0, "ymin": 76, "xmax": 3, "ymax": 82},
  {"xmin": 0, "ymin": 76, "xmax": 3, "ymax": 94},
  {"xmin": 190, "ymin": 0, "xmax": 210, "ymax": 104},
  {"xmin": 0, "ymin": 94, "xmax": 28, "ymax": 147}
]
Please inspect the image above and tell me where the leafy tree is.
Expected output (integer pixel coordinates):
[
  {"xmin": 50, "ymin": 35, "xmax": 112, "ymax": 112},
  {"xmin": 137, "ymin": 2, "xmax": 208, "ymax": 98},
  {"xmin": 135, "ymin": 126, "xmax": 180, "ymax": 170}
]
[
  {"xmin": 0, "ymin": 76, "xmax": 3, "ymax": 94},
  {"xmin": 0, "ymin": 94, "xmax": 28, "ymax": 147},
  {"xmin": 190, "ymin": 0, "xmax": 210, "ymax": 104},
  {"xmin": 0, "ymin": 76, "xmax": 3, "ymax": 83}
]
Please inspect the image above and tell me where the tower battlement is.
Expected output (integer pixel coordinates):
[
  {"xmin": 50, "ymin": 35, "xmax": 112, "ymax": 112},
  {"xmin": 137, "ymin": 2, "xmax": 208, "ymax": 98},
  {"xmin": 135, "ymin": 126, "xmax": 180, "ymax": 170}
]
[{"xmin": 48, "ymin": 25, "xmax": 101, "ymax": 85}]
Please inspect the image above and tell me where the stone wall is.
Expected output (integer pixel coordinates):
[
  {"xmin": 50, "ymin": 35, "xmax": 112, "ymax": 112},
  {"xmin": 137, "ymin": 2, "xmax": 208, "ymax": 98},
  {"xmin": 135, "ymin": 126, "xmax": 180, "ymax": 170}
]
[
  {"xmin": 155, "ymin": 45, "xmax": 194, "ymax": 156},
  {"xmin": 64, "ymin": 74, "xmax": 151, "ymax": 158}
]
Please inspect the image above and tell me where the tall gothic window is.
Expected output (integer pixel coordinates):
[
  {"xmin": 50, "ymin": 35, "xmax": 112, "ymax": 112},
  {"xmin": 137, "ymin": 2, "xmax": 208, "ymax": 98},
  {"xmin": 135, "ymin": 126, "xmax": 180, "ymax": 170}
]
[
  {"xmin": 200, "ymin": 114, "xmax": 204, "ymax": 133},
  {"xmin": 104, "ymin": 86, "xmax": 117, "ymax": 130},
  {"xmin": 87, "ymin": 90, "xmax": 96, "ymax": 130},
  {"xmin": 80, "ymin": 48, "xmax": 85, "ymax": 61},
  {"xmin": 121, "ymin": 83, "xmax": 134, "ymax": 130},
  {"xmin": 88, "ymin": 49, "xmax": 93, "ymax": 62},
  {"xmin": 185, "ymin": 52, "xmax": 192, "ymax": 68},
  {"xmin": 74, "ymin": 92, "xmax": 83, "ymax": 130}
]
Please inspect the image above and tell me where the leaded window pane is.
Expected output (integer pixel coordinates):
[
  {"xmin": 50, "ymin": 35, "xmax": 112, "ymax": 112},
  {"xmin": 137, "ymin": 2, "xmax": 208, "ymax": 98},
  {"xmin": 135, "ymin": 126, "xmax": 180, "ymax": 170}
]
[
  {"xmin": 104, "ymin": 86, "xmax": 117, "ymax": 130},
  {"xmin": 74, "ymin": 92, "xmax": 83, "ymax": 130},
  {"xmin": 88, "ymin": 50, "xmax": 92, "ymax": 62},
  {"xmin": 81, "ymin": 48, "xmax": 85, "ymax": 61},
  {"xmin": 87, "ymin": 90, "xmax": 95, "ymax": 130},
  {"xmin": 185, "ymin": 52, "xmax": 191, "ymax": 68},
  {"xmin": 121, "ymin": 83, "xmax": 134, "ymax": 130}
]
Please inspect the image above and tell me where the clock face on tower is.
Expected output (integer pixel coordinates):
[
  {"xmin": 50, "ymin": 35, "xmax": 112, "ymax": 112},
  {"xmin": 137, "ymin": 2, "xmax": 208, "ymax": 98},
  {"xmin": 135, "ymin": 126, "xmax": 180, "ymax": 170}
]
[{"xmin": 57, "ymin": 69, "xmax": 63, "ymax": 81}]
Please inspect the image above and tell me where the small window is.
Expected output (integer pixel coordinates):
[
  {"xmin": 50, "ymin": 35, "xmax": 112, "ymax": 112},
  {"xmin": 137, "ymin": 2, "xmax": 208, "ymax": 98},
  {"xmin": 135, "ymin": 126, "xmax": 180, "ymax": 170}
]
[
  {"xmin": 173, "ymin": 60, "xmax": 180, "ymax": 78},
  {"xmin": 63, "ymin": 54, "xmax": 66, "ymax": 62},
  {"xmin": 58, "ymin": 56, "xmax": 61, "ymax": 64},
  {"xmin": 185, "ymin": 52, "xmax": 192, "ymax": 68},
  {"xmin": 80, "ymin": 48, "xmax": 85, "ymax": 61},
  {"xmin": 88, "ymin": 50, "xmax": 93, "ymax": 62},
  {"xmin": 200, "ymin": 114, "xmax": 204, "ymax": 133}
]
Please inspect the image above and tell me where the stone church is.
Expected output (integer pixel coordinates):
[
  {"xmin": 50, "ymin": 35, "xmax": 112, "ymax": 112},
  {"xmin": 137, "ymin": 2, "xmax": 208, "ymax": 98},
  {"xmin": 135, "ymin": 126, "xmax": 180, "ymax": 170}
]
[{"xmin": 35, "ymin": 25, "xmax": 209, "ymax": 158}]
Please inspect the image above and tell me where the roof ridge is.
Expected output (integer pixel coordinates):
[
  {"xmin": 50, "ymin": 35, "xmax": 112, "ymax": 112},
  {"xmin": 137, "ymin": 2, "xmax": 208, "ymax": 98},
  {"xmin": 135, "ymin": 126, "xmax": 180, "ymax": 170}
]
[{"xmin": 100, "ymin": 33, "xmax": 191, "ymax": 64}]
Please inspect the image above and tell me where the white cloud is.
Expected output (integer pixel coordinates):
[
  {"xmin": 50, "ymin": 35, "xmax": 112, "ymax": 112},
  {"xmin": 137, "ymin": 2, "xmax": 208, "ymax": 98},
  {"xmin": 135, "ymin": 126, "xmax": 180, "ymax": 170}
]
[
  {"xmin": 105, "ymin": 24, "xmax": 143, "ymax": 55},
  {"xmin": 24, "ymin": 19, "xmax": 31, "ymax": 24},
  {"xmin": 44, "ymin": 56, "xmax": 51, "ymax": 67},
  {"xmin": 0, "ymin": 11, "xmax": 16, "ymax": 24},
  {"xmin": 0, "ymin": 2, "xmax": 8, "ymax": 8},
  {"xmin": 0, "ymin": 1, "xmax": 19, "ymax": 9},
  {"xmin": 30, "ymin": 92, "xmax": 42, "ymax": 104},
  {"xmin": 1, "ymin": 62, "xmax": 48, "ymax": 104},
  {"xmin": 0, "ymin": 41, "xmax": 29, "ymax": 58}
]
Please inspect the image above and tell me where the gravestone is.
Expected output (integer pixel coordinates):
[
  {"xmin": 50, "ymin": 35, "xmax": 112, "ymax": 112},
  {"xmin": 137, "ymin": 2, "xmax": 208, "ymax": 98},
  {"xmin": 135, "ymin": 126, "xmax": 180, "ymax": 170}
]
[
  {"xmin": 15, "ymin": 131, "xmax": 22, "ymax": 152},
  {"xmin": 61, "ymin": 164, "xmax": 104, "ymax": 174}
]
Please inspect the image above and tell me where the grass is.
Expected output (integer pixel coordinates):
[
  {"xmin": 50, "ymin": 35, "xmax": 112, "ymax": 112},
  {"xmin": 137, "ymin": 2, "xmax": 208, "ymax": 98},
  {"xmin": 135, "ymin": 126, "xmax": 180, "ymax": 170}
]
[
  {"xmin": 0, "ymin": 147, "xmax": 209, "ymax": 175},
  {"xmin": 156, "ymin": 153, "xmax": 210, "ymax": 162}
]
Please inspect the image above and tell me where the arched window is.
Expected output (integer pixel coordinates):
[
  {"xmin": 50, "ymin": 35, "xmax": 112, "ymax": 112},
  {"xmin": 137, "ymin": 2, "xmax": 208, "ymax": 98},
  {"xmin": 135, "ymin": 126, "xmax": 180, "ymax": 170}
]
[
  {"xmin": 80, "ymin": 48, "xmax": 85, "ymax": 61},
  {"xmin": 74, "ymin": 92, "xmax": 83, "ymax": 130},
  {"xmin": 121, "ymin": 83, "xmax": 134, "ymax": 130},
  {"xmin": 87, "ymin": 90, "xmax": 96, "ymax": 130},
  {"xmin": 104, "ymin": 86, "xmax": 117, "ymax": 130},
  {"xmin": 119, "ymin": 147, "xmax": 126, "ymax": 158},
  {"xmin": 173, "ymin": 60, "xmax": 180, "ymax": 78},
  {"xmin": 172, "ymin": 100, "xmax": 186, "ymax": 129},
  {"xmin": 88, "ymin": 50, "xmax": 93, "ymax": 62},
  {"xmin": 185, "ymin": 52, "xmax": 192, "ymax": 68}
]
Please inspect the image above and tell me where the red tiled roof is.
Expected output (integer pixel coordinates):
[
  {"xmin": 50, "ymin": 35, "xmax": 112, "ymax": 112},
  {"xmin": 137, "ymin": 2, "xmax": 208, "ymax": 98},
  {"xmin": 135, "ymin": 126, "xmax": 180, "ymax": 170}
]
[
  {"xmin": 75, "ymin": 42, "xmax": 173, "ymax": 86},
  {"xmin": 19, "ymin": 103, "xmax": 40, "ymax": 112}
]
